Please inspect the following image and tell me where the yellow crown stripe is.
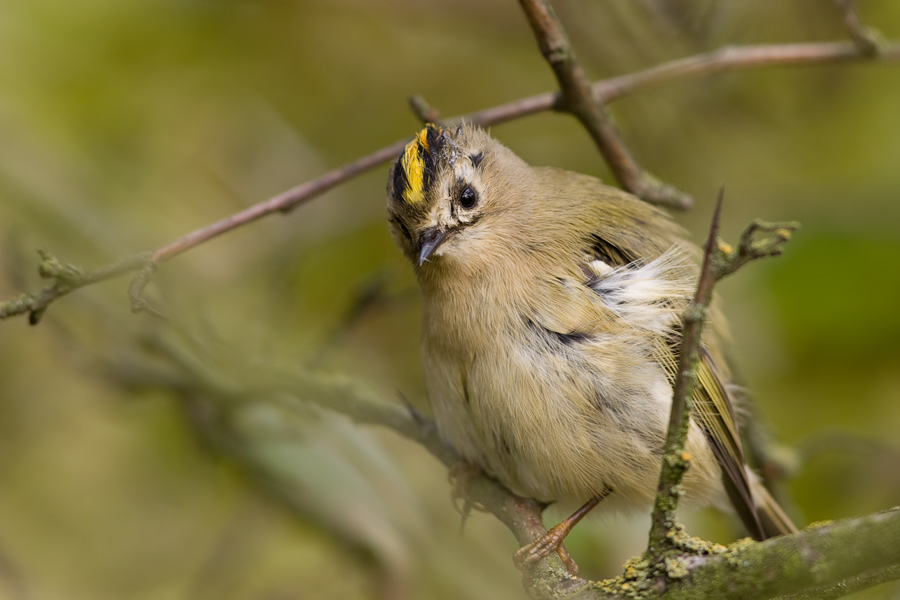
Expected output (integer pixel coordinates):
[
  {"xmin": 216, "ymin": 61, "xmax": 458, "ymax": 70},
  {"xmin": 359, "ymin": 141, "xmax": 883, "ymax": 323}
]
[
  {"xmin": 400, "ymin": 127, "xmax": 435, "ymax": 205},
  {"xmin": 416, "ymin": 127, "xmax": 430, "ymax": 150}
]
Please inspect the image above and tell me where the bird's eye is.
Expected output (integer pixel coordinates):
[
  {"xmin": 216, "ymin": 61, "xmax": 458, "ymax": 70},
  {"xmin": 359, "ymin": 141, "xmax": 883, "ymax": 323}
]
[{"xmin": 458, "ymin": 185, "xmax": 479, "ymax": 209}]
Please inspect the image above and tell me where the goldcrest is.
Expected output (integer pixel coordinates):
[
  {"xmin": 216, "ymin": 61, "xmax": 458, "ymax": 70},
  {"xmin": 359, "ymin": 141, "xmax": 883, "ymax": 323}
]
[{"xmin": 386, "ymin": 123, "xmax": 795, "ymax": 548}]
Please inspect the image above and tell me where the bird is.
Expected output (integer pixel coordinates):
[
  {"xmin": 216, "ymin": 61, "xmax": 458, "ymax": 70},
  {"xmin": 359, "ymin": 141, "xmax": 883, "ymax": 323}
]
[{"xmin": 385, "ymin": 122, "xmax": 796, "ymax": 570}]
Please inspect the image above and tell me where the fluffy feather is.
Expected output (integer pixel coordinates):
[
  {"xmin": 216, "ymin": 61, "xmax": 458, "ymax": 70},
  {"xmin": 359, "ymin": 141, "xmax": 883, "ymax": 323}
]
[{"xmin": 386, "ymin": 123, "xmax": 795, "ymax": 539}]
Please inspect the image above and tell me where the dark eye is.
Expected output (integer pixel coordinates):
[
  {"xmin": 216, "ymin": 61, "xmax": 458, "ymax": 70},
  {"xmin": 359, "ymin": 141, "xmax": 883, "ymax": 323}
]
[{"xmin": 458, "ymin": 185, "xmax": 478, "ymax": 209}]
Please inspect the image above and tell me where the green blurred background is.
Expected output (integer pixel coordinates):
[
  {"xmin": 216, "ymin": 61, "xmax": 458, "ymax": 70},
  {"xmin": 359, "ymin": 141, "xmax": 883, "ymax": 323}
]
[{"xmin": 1, "ymin": 1, "xmax": 899, "ymax": 598}]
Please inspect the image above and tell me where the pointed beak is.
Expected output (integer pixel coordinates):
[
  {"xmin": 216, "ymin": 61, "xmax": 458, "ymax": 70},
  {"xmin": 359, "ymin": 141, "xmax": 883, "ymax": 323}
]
[{"xmin": 417, "ymin": 227, "xmax": 452, "ymax": 266}]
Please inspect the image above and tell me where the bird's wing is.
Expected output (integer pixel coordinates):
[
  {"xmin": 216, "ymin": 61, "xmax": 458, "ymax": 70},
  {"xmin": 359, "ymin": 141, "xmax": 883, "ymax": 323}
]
[
  {"xmin": 578, "ymin": 222, "xmax": 791, "ymax": 540},
  {"xmin": 694, "ymin": 347, "xmax": 766, "ymax": 539},
  {"xmin": 657, "ymin": 331, "xmax": 796, "ymax": 540},
  {"xmin": 537, "ymin": 190, "xmax": 794, "ymax": 539}
]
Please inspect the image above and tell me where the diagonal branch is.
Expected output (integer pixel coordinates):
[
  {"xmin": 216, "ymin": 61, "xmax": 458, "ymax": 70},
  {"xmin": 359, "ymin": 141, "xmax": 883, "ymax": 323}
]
[
  {"xmin": 3, "ymin": 35, "xmax": 899, "ymax": 323},
  {"xmin": 136, "ymin": 322, "xmax": 899, "ymax": 600},
  {"xmin": 0, "ymin": 142, "xmax": 407, "ymax": 323},
  {"xmin": 149, "ymin": 142, "xmax": 407, "ymax": 264},
  {"xmin": 647, "ymin": 192, "xmax": 799, "ymax": 554},
  {"xmin": 646, "ymin": 191, "xmax": 726, "ymax": 554},
  {"xmin": 517, "ymin": 0, "xmax": 692, "ymax": 210}
]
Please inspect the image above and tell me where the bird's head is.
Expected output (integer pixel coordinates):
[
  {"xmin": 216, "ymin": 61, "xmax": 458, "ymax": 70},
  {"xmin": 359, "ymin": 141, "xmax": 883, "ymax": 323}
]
[{"xmin": 386, "ymin": 123, "xmax": 529, "ymax": 269}]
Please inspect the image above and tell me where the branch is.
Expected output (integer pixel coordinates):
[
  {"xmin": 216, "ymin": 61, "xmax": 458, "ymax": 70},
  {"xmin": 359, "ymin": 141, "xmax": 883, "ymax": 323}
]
[
  {"xmin": 138, "ymin": 325, "xmax": 899, "ymax": 600},
  {"xmin": 462, "ymin": 40, "xmax": 900, "ymax": 126},
  {"xmin": 834, "ymin": 0, "xmax": 883, "ymax": 56},
  {"xmin": 4, "ymin": 4, "xmax": 898, "ymax": 596},
  {"xmin": 408, "ymin": 94, "xmax": 442, "ymax": 124},
  {"xmin": 0, "ymin": 142, "xmax": 407, "ymax": 322},
  {"xmin": 502, "ymin": 503, "xmax": 900, "ymax": 599},
  {"xmin": 0, "ymin": 249, "xmax": 151, "ymax": 324},
  {"xmin": 593, "ymin": 41, "xmax": 899, "ymax": 104},
  {"xmin": 149, "ymin": 142, "xmax": 408, "ymax": 264},
  {"xmin": 2, "ymin": 33, "xmax": 898, "ymax": 322},
  {"xmin": 662, "ymin": 510, "xmax": 900, "ymax": 600},
  {"xmin": 779, "ymin": 562, "xmax": 900, "ymax": 600},
  {"xmin": 517, "ymin": 0, "xmax": 692, "ymax": 210},
  {"xmin": 648, "ymin": 192, "xmax": 799, "ymax": 553}
]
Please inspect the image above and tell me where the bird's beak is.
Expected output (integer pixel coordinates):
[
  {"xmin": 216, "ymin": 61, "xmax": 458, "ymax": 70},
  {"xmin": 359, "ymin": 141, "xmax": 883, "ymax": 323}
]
[{"xmin": 417, "ymin": 227, "xmax": 452, "ymax": 266}]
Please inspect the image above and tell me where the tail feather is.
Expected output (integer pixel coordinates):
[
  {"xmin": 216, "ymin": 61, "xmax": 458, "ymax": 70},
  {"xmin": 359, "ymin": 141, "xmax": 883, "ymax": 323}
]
[{"xmin": 752, "ymin": 477, "xmax": 799, "ymax": 538}]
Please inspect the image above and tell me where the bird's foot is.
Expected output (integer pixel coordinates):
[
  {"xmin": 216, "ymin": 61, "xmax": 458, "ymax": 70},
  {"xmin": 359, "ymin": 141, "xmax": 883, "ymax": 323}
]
[
  {"xmin": 513, "ymin": 523, "xmax": 580, "ymax": 575},
  {"xmin": 512, "ymin": 491, "xmax": 610, "ymax": 576}
]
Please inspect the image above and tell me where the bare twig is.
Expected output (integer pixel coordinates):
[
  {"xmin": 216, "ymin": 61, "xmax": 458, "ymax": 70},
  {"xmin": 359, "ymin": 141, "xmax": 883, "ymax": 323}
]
[
  {"xmin": 595, "ymin": 41, "xmax": 898, "ymax": 103},
  {"xmin": 461, "ymin": 40, "xmax": 900, "ymax": 127},
  {"xmin": 0, "ymin": 249, "xmax": 151, "ymax": 324},
  {"xmin": 646, "ymin": 191, "xmax": 725, "ymax": 553},
  {"xmin": 409, "ymin": 94, "xmax": 442, "ymax": 125},
  {"xmin": 647, "ymin": 192, "xmax": 799, "ymax": 554},
  {"xmin": 0, "ymin": 142, "xmax": 408, "ymax": 323},
  {"xmin": 3, "ymin": 3, "xmax": 899, "ymax": 596},
  {"xmin": 517, "ymin": 0, "xmax": 692, "ymax": 210},
  {"xmin": 3, "ymin": 34, "xmax": 898, "ymax": 322},
  {"xmin": 150, "ymin": 142, "xmax": 408, "ymax": 265},
  {"xmin": 834, "ymin": 0, "xmax": 882, "ymax": 56}
]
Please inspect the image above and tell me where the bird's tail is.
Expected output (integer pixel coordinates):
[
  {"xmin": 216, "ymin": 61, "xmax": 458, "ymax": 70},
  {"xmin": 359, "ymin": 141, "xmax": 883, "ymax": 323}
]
[{"xmin": 751, "ymin": 475, "xmax": 799, "ymax": 539}]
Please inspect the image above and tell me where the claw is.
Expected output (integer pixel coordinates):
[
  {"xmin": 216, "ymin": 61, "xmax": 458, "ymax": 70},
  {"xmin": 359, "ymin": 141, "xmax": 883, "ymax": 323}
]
[
  {"xmin": 514, "ymin": 522, "xmax": 580, "ymax": 575},
  {"xmin": 512, "ymin": 490, "xmax": 610, "ymax": 575}
]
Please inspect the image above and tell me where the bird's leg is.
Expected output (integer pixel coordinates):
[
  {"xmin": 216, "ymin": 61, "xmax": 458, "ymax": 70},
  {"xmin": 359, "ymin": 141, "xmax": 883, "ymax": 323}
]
[{"xmin": 513, "ymin": 490, "xmax": 610, "ymax": 575}]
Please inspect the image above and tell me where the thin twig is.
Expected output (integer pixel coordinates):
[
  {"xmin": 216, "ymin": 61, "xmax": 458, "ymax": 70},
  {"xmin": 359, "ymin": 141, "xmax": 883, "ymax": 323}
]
[
  {"xmin": 460, "ymin": 40, "xmax": 900, "ymax": 127},
  {"xmin": 409, "ymin": 94, "xmax": 442, "ymax": 125},
  {"xmin": 595, "ymin": 41, "xmax": 898, "ymax": 103},
  {"xmin": 0, "ymin": 250, "xmax": 152, "ymax": 324},
  {"xmin": 150, "ymin": 141, "xmax": 408, "ymax": 264},
  {"xmin": 517, "ymin": 0, "xmax": 692, "ymax": 210},
  {"xmin": 834, "ymin": 0, "xmax": 882, "ymax": 56},
  {"xmin": 646, "ymin": 190, "xmax": 724, "ymax": 554},
  {"xmin": 2, "ymin": 36, "xmax": 897, "ymax": 322},
  {"xmin": 647, "ymin": 191, "xmax": 799, "ymax": 554},
  {"xmin": 0, "ymin": 142, "xmax": 407, "ymax": 322}
]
